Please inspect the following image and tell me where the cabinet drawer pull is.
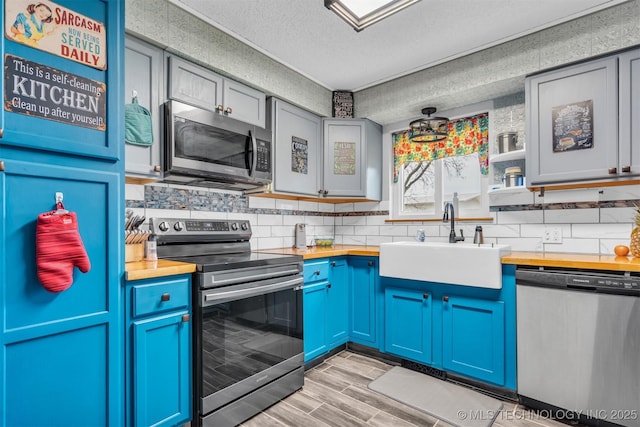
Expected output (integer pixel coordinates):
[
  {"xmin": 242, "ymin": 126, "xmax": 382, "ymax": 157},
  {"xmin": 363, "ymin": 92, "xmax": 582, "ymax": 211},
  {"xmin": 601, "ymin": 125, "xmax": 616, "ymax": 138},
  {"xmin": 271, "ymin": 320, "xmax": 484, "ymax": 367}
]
[
  {"xmin": 0, "ymin": 160, "xmax": 4, "ymax": 172},
  {"xmin": 423, "ymin": 293, "xmax": 429, "ymax": 299},
  {"xmin": 327, "ymin": 283, "xmax": 331, "ymax": 289},
  {"xmin": 161, "ymin": 293, "xmax": 171, "ymax": 302},
  {"xmin": 182, "ymin": 314, "xmax": 190, "ymax": 323},
  {"xmin": 331, "ymin": 261, "xmax": 336, "ymax": 267},
  {"xmin": 443, "ymin": 296, "xmax": 449, "ymax": 302},
  {"xmin": 608, "ymin": 167, "xmax": 617, "ymax": 174},
  {"xmin": 0, "ymin": 128, "xmax": 3, "ymax": 138},
  {"xmin": 314, "ymin": 270, "xmax": 320, "ymax": 275},
  {"xmin": 622, "ymin": 165, "xmax": 631, "ymax": 173}
]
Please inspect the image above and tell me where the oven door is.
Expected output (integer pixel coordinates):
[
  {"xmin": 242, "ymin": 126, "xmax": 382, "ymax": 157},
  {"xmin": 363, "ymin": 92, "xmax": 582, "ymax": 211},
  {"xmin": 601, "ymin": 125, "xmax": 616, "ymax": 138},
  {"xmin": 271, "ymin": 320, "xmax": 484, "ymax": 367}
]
[{"xmin": 195, "ymin": 274, "xmax": 304, "ymax": 417}]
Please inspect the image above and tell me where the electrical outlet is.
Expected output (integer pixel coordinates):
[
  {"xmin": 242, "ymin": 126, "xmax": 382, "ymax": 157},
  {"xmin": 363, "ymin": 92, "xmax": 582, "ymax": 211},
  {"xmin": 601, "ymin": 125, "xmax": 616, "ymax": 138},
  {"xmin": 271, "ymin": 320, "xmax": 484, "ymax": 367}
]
[{"xmin": 543, "ymin": 226, "xmax": 563, "ymax": 244}]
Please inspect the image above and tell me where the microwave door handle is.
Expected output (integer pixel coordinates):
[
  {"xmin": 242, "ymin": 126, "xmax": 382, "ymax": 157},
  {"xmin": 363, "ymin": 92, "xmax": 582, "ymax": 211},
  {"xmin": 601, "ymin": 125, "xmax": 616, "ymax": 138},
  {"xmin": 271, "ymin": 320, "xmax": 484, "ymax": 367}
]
[{"xmin": 247, "ymin": 130, "xmax": 257, "ymax": 176}]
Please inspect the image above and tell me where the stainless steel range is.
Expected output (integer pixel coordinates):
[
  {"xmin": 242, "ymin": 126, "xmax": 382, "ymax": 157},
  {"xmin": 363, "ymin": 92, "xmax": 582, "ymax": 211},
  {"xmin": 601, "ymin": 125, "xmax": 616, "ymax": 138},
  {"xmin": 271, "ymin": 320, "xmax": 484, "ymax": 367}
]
[{"xmin": 149, "ymin": 218, "xmax": 304, "ymax": 427}]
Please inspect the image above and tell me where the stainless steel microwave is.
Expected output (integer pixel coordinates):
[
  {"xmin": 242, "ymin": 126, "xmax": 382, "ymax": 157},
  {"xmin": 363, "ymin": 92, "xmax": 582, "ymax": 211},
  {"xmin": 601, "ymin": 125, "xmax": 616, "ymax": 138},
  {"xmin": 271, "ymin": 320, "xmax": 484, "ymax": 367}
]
[{"xmin": 163, "ymin": 100, "xmax": 272, "ymax": 190}]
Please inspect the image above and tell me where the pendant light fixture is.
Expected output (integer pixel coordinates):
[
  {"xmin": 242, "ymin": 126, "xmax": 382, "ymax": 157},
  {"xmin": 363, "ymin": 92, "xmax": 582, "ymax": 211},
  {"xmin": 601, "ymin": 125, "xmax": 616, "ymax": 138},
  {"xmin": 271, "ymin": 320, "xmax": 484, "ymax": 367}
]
[{"xmin": 409, "ymin": 107, "xmax": 449, "ymax": 143}]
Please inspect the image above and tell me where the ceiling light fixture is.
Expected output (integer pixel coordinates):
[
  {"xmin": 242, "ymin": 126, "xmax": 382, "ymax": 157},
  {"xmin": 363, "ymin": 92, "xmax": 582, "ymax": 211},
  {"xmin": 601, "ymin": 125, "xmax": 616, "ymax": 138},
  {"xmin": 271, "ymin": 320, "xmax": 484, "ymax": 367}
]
[
  {"xmin": 409, "ymin": 107, "xmax": 449, "ymax": 143},
  {"xmin": 325, "ymin": 0, "xmax": 421, "ymax": 32}
]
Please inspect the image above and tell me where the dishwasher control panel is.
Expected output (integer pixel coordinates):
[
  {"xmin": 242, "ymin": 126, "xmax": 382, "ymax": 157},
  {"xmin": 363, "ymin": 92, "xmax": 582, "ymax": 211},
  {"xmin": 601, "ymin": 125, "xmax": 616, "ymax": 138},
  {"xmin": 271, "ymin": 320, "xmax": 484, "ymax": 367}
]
[{"xmin": 516, "ymin": 267, "xmax": 640, "ymax": 296}]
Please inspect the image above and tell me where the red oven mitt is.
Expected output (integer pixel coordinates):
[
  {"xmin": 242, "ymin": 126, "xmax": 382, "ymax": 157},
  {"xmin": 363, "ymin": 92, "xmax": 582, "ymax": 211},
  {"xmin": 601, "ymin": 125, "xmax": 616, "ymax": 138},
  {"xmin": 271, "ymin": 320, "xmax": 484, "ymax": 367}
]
[{"xmin": 35, "ymin": 210, "xmax": 91, "ymax": 292}]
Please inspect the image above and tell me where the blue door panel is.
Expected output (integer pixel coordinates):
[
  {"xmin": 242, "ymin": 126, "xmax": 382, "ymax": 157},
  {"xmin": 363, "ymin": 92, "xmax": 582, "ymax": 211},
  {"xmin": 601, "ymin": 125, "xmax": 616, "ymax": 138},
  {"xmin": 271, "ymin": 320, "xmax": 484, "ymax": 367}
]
[
  {"xmin": 133, "ymin": 311, "xmax": 191, "ymax": 427},
  {"xmin": 442, "ymin": 296, "xmax": 505, "ymax": 385},
  {"xmin": 303, "ymin": 282, "xmax": 327, "ymax": 362},
  {"xmin": 5, "ymin": 324, "xmax": 109, "ymax": 426},
  {"xmin": 384, "ymin": 287, "xmax": 432, "ymax": 363},
  {"xmin": 2, "ymin": 160, "xmax": 118, "ymax": 331},
  {"xmin": 327, "ymin": 258, "xmax": 348, "ymax": 346},
  {"xmin": 349, "ymin": 257, "xmax": 377, "ymax": 346}
]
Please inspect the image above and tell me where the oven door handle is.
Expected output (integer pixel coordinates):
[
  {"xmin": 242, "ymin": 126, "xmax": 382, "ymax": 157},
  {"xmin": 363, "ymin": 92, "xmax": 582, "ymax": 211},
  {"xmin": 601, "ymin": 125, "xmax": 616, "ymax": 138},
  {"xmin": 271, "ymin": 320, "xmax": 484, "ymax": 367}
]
[{"xmin": 202, "ymin": 276, "xmax": 303, "ymax": 306}]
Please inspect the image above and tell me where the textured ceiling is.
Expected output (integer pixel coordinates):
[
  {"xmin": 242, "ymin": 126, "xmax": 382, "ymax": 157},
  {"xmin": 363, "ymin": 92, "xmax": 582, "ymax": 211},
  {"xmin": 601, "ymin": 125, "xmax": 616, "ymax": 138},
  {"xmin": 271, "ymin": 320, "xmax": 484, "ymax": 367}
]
[{"xmin": 171, "ymin": 0, "xmax": 628, "ymax": 92}]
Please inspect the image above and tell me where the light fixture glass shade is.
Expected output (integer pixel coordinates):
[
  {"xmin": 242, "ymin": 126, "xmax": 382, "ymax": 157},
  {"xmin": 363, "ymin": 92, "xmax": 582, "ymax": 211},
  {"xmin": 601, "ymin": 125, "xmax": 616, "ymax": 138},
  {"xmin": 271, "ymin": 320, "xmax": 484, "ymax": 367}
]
[
  {"xmin": 325, "ymin": 0, "xmax": 421, "ymax": 32},
  {"xmin": 409, "ymin": 107, "xmax": 449, "ymax": 143}
]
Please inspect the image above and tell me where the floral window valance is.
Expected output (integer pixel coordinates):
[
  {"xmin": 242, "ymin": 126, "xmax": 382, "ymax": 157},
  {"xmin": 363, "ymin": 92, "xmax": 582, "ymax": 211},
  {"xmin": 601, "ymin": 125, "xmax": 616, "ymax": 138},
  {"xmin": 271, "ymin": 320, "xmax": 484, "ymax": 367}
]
[{"xmin": 393, "ymin": 112, "xmax": 489, "ymax": 183}]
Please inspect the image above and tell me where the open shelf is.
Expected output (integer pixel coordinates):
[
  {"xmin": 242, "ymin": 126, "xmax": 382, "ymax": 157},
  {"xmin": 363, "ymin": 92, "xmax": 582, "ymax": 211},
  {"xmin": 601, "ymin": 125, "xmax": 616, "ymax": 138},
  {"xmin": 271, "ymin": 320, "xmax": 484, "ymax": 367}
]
[{"xmin": 490, "ymin": 149, "xmax": 525, "ymax": 163}]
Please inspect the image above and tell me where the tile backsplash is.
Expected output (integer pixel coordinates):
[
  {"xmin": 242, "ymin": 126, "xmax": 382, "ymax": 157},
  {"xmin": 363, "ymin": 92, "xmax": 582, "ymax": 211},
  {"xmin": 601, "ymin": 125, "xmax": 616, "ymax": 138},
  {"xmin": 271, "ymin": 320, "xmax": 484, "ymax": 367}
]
[{"xmin": 126, "ymin": 182, "xmax": 640, "ymax": 255}]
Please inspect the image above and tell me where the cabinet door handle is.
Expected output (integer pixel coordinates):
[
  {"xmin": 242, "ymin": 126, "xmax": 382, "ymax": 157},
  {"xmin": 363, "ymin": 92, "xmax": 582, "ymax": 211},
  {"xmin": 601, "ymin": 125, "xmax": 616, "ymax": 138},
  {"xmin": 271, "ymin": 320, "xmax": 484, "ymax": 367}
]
[
  {"xmin": 153, "ymin": 165, "xmax": 161, "ymax": 173},
  {"xmin": 443, "ymin": 296, "xmax": 449, "ymax": 302},
  {"xmin": 0, "ymin": 160, "xmax": 4, "ymax": 172},
  {"xmin": 327, "ymin": 283, "xmax": 331, "ymax": 289},
  {"xmin": 368, "ymin": 261, "xmax": 374, "ymax": 267},
  {"xmin": 216, "ymin": 105, "xmax": 224, "ymax": 112},
  {"xmin": 423, "ymin": 293, "xmax": 429, "ymax": 299},
  {"xmin": 314, "ymin": 270, "xmax": 320, "ymax": 275},
  {"xmin": 331, "ymin": 261, "xmax": 336, "ymax": 267},
  {"xmin": 161, "ymin": 293, "xmax": 171, "ymax": 302},
  {"xmin": 0, "ymin": 128, "xmax": 3, "ymax": 138},
  {"xmin": 182, "ymin": 314, "xmax": 190, "ymax": 323},
  {"xmin": 323, "ymin": 190, "xmax": 329, "ymax": 196},
  {"xmin": 224, "ymin": 107, "xmax": 232, "ymax": 115},
  {"xmin": 608, "ymin": 167, "xmax": 617, "ymax": 174},
  {"xmin": 622, "ymin": 165, "xmax": 631, "ymax": 173}
]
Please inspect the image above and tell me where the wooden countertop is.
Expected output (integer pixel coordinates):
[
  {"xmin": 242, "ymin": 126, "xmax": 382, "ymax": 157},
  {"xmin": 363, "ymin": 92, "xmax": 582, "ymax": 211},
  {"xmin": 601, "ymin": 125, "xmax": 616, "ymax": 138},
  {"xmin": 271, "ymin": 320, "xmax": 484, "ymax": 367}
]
[
  {"xmin": 502, "ymin": 251, "xmax": 640, "ymax": 272},
  {"xmin": 125, "ymin": 259, "xmax": 196, "ymax": 281},
  {"xmin": 258, "ymin": 245, "xmax": 380, "ymax": 260}
]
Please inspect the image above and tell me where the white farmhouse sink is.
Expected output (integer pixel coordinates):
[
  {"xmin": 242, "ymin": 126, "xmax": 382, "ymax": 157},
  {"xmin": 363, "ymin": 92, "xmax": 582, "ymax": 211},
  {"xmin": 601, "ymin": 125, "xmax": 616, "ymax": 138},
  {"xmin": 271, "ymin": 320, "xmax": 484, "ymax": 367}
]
[{"xmin": 379, "ymin": 241, "xmax": 512, "ymax": 289}]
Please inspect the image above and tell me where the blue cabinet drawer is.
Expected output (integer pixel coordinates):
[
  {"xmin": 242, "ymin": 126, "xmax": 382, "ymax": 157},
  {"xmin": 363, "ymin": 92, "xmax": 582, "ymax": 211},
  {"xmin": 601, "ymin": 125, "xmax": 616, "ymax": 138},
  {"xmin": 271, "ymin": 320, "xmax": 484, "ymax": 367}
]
[
  {"xmin": 304, "ymin": 260, "xmax": 329, "ymax": 283},
  {"xmin": 132, "ymin": 278, "xmax": 190, "ymax": 318}
]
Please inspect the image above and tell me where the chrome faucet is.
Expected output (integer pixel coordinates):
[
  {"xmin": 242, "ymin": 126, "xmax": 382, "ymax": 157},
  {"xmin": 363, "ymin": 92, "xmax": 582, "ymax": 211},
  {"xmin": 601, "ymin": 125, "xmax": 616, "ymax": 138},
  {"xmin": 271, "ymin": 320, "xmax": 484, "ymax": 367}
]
[{"xmin": 443, "ymin": 202, "xmax": 465, "ymax": 243}]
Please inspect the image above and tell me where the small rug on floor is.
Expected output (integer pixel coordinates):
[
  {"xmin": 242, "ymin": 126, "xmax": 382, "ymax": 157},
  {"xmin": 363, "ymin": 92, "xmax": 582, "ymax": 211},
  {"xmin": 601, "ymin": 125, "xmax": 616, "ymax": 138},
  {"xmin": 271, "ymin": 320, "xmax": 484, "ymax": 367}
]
[{"xmin": 368, "ymin": 366, "xmax": 502, "ymax": 427}]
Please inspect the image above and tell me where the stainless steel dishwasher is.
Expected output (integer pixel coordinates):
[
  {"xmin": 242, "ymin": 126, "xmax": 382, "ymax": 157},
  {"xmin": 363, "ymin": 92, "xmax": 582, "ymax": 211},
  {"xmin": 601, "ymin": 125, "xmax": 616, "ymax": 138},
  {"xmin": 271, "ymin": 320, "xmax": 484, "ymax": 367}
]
[{"xmin": 516, "ymin": 266, "xmax": 640, "ymax": 427}]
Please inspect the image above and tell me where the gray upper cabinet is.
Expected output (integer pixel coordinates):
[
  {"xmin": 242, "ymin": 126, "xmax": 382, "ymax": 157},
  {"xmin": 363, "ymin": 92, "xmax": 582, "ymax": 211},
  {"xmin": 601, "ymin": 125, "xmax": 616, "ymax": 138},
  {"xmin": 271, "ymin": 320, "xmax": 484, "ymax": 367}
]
[
  {"xmin": 322, "ymin": 118, "xmax": 381, "ymax": 200},
  {"xmin": 526, "ymin": 48, "xmax": 640, "ymax": 187},
  {"xmin": 168, "ymin": 56, "xmax": 265, "ymax": 128},
  {"xmin": 124, "ymin": 36, "xmax": 163, "ymax": 179},
  {"xmin": 525, "ymin": 56, "xmax": 618, "ymax": 186},
  {"xmin": 268, "ymin": 99, "xmax": 382, "ymax": 200},
  {"xmin": 270, "ymin": 98, "xmax": 323, "ymax": 196},
  {"xmin": 619, "ymin": 48, "xmax": 640, "ymax": 177}
]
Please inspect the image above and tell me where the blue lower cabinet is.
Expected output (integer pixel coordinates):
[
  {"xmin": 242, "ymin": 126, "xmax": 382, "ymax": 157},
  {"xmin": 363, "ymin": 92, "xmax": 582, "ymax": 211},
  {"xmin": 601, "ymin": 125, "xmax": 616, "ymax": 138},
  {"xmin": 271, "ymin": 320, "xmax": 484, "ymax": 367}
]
[
  {"xmin": 133, "ymin": 311, "xmax": 191, "ymax": 427},
  {"xmin": 384, "ymin": 287, "xmax": 432, "ymax": 363},
  {"xmin": 126, "ymin": 275, "xmax": 192, "ymax": 427},
  {"xmin": 327, "ymin": 258, "xmax": 348, "ymax": 346},
  {"xmin": 349, "ymin": 257, "xmax": 378, "ymax": 347},
  {"xmin": 303, "ymin": 282, "xmax": 329, "ymax": 362},
  {"xmin": 442, "ymin": 295, "xmax": 505, "ymax": 386}
]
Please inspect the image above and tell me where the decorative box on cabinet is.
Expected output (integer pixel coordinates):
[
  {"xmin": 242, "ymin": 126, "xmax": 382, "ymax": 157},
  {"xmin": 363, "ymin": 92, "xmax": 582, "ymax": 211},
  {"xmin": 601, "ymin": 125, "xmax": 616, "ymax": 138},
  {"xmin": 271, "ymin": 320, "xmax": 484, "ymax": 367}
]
[
  {"xmin": 168, "ymin": 55, "xmax": 266, "ymax": 127},
  {"xmin": 124, "ymin": 36, "xmax": 163, "ymax": 179},
  {"xmin": 526, "ymin": 48, "xmax": 640, "ymax": 187},
  {"xmin": 125, "ymin": 274, "xmax": 192, "ymax": 427},
  {"xmin": 302, "ymin": 258, "xmax": 348, "ymax": 362}
]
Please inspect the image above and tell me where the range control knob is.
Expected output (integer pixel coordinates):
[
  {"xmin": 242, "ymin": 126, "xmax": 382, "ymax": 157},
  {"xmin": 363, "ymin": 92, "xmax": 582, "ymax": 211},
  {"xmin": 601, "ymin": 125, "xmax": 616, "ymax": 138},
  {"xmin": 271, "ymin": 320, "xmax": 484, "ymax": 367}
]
[
  {"xmin": 174, "ymin": 222, "xmax": 184, "ymax": 232},
  {"xmin": 241, "ymin": 222, "xmax": 249, "ymax": 231},
  {"xmin": 158, "ymin": 221, "xmax": 169, "ymax": 232},
  {"xmin": 230, "ymin": 222, "xmax": 239, "ymax": 231}
]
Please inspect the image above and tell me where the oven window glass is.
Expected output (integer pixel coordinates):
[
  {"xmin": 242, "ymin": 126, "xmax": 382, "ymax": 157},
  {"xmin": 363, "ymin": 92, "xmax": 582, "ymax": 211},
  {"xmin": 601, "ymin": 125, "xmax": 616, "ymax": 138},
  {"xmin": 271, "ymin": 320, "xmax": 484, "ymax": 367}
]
[
  {"xmin": 174, "ymin": 117, "xmax": 251, "ymax": 170},
  {"xmin": 200, "ymin": 288, "xmax": 303, "ymax": 396}
]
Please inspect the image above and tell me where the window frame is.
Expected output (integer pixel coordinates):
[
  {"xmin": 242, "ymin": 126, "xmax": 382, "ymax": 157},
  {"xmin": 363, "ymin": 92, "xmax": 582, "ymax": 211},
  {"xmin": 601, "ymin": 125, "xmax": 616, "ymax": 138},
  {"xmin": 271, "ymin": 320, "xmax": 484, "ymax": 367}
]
[{"xmin": 389, "ymin": 102, "xmax": 494, "ymax": 221}]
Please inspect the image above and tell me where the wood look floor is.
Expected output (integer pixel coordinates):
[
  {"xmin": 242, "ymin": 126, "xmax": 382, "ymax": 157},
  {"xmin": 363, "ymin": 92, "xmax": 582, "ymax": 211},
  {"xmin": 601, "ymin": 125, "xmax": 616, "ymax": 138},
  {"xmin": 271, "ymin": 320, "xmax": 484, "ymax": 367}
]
[{"xmin": 241, "ymin": 350, "xmax": 576, "ymax": 427}]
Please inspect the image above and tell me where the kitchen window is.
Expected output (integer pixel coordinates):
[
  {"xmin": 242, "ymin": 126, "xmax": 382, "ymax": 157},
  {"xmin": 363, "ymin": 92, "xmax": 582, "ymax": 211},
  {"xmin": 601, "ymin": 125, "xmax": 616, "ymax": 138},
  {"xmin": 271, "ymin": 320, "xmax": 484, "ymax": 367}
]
[{"xmin": 390, "ymin": 108, "xmax": 491, "ymax": 220}]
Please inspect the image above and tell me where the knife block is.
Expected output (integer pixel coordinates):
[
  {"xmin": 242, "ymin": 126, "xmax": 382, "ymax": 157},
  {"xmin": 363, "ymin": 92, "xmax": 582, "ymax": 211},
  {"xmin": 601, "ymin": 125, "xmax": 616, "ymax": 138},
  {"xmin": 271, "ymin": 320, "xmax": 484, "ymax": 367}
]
[{"xmin": 125, "ymin": 243, "xmax": 144, "ymax": 263}]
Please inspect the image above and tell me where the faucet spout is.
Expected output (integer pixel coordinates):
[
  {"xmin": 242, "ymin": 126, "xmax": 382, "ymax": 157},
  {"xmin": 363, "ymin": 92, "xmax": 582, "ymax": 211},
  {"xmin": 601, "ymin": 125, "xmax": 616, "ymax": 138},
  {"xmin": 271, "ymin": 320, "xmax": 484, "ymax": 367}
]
[{"xmin": 444, "ymin": 202, "xmax": 465, "ymax": 243}]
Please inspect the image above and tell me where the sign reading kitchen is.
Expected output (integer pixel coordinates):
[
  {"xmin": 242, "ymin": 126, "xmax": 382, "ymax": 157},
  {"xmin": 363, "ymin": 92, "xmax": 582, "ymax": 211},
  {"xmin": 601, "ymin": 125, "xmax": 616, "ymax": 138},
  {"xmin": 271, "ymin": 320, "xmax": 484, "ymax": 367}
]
[
  {"xmin": 4, "ymin": 0, "xmax": 106, "ymax": 70},
  {"xmin": 4, "ymin": 54, "xmax": 106, "ymax": 130}
]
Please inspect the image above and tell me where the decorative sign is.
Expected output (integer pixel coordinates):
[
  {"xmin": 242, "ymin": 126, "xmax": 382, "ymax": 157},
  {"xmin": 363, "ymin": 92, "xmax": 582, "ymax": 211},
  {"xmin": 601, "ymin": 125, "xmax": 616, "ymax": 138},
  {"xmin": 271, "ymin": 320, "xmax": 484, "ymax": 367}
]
[
  {"xmin": 291, "ymin": 136, "xmax": 308, "ymax": 174},
  {"xmin": 552, "ymin": 100, "xmax": 593, "ymax": 152},
  {"xmin": 332, "ymin": 91, "xmax": 353, "ymax": 118},
  {"xmin": 333, "ymin": 142, "xmax": 356, "ymax": 175},
  {"xmin": 5, "ymin": 0, "xmax": 107, "ymax": 70},
  {"xmin": 4, "ymin": 54, "xmax": 106, "ymax": 131}
]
